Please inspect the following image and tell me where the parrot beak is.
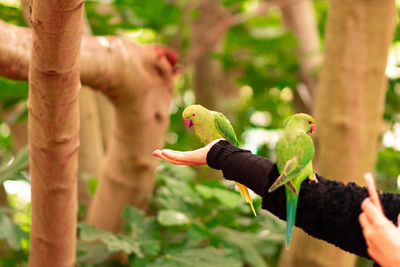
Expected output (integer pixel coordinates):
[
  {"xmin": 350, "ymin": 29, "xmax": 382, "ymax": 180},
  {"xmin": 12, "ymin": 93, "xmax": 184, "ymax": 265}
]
[
  {"xmin": 309, "ymin": 125, "xmax": 316, "ymax": 134},
  {"xmin": 184, "ymin": 118, "xmax": 193, "ymax": 128}
]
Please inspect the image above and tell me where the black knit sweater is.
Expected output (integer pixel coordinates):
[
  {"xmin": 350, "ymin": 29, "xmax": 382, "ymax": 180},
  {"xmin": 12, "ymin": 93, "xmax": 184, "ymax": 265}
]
[{"xmin": 206, "ymin": 140, "xmax": 400, "ymax": 262}]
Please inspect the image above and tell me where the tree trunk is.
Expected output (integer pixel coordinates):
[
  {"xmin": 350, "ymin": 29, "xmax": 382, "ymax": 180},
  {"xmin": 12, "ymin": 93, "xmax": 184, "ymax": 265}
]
[
  {"xmin": 280, "ymin": 0, "xmax": 321, "ymax": 113},
  {"xmin": 28, "ymin": 0, "xmax": 84, "ymax": 266},
  {"xmin": 86, "ymin": 51, "xmax": 176, "ymax": 231},
  {"xmin": 94, "ymin": 91, "xmax": 114, "ymax": 149},
  {"xmin": 278, "ymin": 0, "xmax": 396, "ymax": 266},
  {"xmin": 78, "ymin": 87, "xmax": 104, "ymax": 208},
  {"xmin": 20, "ymin": 0, "xmax": 104, "ymax": 211},
  {"xmin": 191, "ymin": 0, "xmax": 233, "ymax": 111}
]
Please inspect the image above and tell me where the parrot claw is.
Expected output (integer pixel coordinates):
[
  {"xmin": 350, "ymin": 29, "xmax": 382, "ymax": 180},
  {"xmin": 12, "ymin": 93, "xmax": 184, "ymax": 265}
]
[{"xmin": 309, "ymin": 173, "xmax": 318, "ymax": 183}]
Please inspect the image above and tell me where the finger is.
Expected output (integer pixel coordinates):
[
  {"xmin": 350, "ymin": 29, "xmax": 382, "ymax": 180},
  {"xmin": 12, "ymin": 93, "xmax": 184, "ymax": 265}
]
[
  {"xmin": 152, "ymin": 150, "xmax": 164, "ymax": 159},
  {"xmin": 153, "ymin": 150, "xmax": 196, "ymax": 165},
  {"xmin": 364, "ymin": 173, "xmax": 383, "ymax": 213},
  {"xmin": 359, "ymin": 211, "xmax": 373, "ymax": 229},
  {"xmin": 153, "ymin": 149, "xmax": 188, "ymax": 160},
  {"xmin": 361, "ymin": 198, "xmax": 387, "ymax": 226},
  {"xmin": 161, "ymin": 149, "xmax": 193, "ymax": 160},
  {"xmin": 161, "ymin": 151, "xmax": 204, "ymax": 166}
]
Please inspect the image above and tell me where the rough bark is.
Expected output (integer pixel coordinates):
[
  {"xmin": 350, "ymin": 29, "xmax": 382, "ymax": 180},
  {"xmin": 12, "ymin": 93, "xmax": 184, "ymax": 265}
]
[
  {"xmin": 278, "ymin": 0, "xmax": 396, "ymax": 266},
  {"xmin": 0, "ymin": 20, "xmax": 170, "ymax": 90},
  {"xmin": 86, "ymin": 45, "xmax": 177, "ymax": 231},
  {"xmin": 28, "ymin": 0, "xmax": 84, "ymax": 266},
  {"xmin": 20, "ymin": 0, "xmax": 104, "ymax": 210},
  {"xmin": 280, "ymin": 0, "xmax": 321, "ymax": 113}
]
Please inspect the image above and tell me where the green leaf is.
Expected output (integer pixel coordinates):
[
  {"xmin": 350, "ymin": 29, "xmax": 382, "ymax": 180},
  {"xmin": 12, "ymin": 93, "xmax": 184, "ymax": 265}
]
[
  {"xmin": 195, "ymin": 184, "xmax": 214, "ymax": 199},
  {"xmin": 0, "ymin": 78, "xmax": 28, "ymax": 101},
  {"xmin": 140, "ymin": 239, "xmax": 161, "ymax": 257},
  {"xmin": 195, "ymin": 184, "xmax": 242, "ymax": 208},
  {"xmin": 87, "ymin": 177, "xmax": 98, "ymax": 196},
  {"xmin": 122, "ymin": 206, "xmax": 161, "ymax": 257},
  {"xmin": 157, "ymin": 210, "xmax": 189, "ymax": 226},
  {"xmin": 123, "ymin": 205, "xmax": 144, "ymax": 224},
  {"xmin": 0, "ymin": 4, "xmax": 27, "ymax": 27},
  {"xmin": 213, "ymin": 188, "xmax": 242, "ymax": 208},
  {"xmin": 214, "ymin": 227, "xmax": 274, "ymax": 267},
  {"xmin": 0, "ymin": 147, "xmax": 29, "ymax": 184},
  {"xmin": 0, "ymin": 211, "xmax": 27, "ymax": 249},
  {"xmin": 149, "ymin": 247, "xmax": 241, "ymax": 267},
  {"xmin": 79, "ymin": 222, "xmax": 143, "ymax": 256},
  {"xmin": 76, "ymin": 240, "xmax": 111, "ymax": 265},
  {"xmin": 187, "ymin": 221, "xmax": 210, "ymax": 242}
]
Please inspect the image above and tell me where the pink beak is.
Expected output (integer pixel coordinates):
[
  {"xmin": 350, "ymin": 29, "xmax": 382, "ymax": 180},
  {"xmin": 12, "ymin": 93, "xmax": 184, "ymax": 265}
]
[
  {"xmin": 184, "ymin": 119, "xmax": 193, "ymax": 128},
  {"xmin": 309, "ymin": 125, "xmax": 316, "ymax": 134}
]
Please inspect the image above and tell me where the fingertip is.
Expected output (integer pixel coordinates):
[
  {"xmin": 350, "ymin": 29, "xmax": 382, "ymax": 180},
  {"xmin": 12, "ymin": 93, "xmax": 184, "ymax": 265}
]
[{"xmin": 364, "ymin": 172, "xmax": 373, "ymax": 183}]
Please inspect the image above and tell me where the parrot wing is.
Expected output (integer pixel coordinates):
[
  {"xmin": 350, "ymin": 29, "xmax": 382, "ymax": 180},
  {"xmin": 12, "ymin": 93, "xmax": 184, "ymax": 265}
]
[
  {"xmin": 269, "ymin": 133, "xmax": 314, "ymax": 193},
  {"xmin": 213, "ymin": 112, "xmax": 240, "ymax": 147},
  {"xmin": 213, "ymin": 112, "xmax": 257, "ymax": 216}
]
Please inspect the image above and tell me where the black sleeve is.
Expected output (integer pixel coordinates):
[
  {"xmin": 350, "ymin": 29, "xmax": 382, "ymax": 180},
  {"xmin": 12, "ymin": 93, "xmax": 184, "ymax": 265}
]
[{"xmin": 206, "ymin": 140, "xmax": 400, "ymax": 259}]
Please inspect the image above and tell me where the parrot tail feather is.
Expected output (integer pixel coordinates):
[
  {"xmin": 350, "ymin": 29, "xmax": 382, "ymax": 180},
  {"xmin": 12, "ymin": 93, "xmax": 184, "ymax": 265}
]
[
  {"xmin": 286, "ymin": 193, "xmax": 298, "ymax": 249},
  {"xmin": 249, "ymin": 200, "xmax": 257, "ymax": 217},
  {"xmin": 237, "ymin": 182, "xmax": 247, "ymax": 200},
  {"xmin": 236, "ymin": 182, "xmax": 257, "ymax": 217}
]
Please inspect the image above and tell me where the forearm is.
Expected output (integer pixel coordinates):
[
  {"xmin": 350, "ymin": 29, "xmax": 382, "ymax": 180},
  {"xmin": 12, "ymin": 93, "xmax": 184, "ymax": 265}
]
[{"xmin": 207, "ymin": 140, "xmax": 400, "ymax": 259}]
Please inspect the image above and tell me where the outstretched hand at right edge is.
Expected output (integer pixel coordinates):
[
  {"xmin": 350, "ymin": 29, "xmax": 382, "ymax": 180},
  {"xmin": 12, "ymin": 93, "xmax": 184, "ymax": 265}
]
[
  {"xmin": 359, "ymin": 173, "xmax": 400, "ymax": 267},
  {"xmin": 152, "ymin": 138, "xmax": 224, "ymax": 166}
]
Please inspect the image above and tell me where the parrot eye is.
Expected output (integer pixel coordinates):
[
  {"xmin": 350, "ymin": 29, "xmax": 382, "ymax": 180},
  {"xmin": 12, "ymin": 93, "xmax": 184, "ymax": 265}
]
[
  {"xmin": 308, "ymin": 121, "xmax": 312, "ymax": 124},
  {"xmin": 192, "ymin": 113, "xmax": 195, "ymax": 117}
]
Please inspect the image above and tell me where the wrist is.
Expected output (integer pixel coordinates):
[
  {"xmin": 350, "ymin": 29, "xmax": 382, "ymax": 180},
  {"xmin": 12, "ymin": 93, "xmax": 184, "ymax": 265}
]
[{"xmin": 206, "ymin": 140, "xmax": 237, "ymax": 170}]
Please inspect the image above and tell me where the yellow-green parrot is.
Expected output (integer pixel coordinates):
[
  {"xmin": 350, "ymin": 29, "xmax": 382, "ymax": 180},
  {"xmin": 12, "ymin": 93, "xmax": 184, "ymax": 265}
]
[
  {"xmin": 183, "ymin": 104, "xmax": 256, "ymax": 216},
  {"xmin": 268, "ymin": 113, "xmax": 317, "ymax": 248}
]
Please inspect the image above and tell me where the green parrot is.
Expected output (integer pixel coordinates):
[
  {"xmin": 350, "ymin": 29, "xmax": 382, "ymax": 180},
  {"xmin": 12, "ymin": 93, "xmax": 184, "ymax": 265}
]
[
  {"xmin": 268, "ymin": 113, "xmax": 317, "ymax": 248},
  {"xmin": 182, "ymin": 104, "xmax": 257, "ymax": 216}
]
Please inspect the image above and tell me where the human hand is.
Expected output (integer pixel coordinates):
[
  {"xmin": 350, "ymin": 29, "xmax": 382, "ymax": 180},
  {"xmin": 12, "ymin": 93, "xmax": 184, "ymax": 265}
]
[
  {"xmin": 359, "ymin": 173, "xmax": 400, "ymax": 267},
  {"xmin": 152, "ymin": 139, "xmax": 224, "ymax": 166}
]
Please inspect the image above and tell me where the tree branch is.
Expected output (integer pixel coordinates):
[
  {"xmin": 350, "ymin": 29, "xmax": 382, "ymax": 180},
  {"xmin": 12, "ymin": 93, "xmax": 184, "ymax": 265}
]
[
  {"xmin": 0, "ymin": 18, "xmax": 179, "ymax": 234},
  {"xmin": 0, "ymin": 20, "xmax": 178, "ymax": 104}
]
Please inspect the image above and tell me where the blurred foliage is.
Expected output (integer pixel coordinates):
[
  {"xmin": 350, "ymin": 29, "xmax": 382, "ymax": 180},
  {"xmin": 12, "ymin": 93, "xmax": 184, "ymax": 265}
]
[
  {"xmin": 0, "ymin": 122, "xmax": 30, "ymax": 265},
  {"xmin": 0, "ymin": 2, "xmax": 26, "ymax": 27},
  {"xmin": 376, "ymin": 17, "xmax": 400, "ymax": 194},
  {"xmin": 76, "ymin": 163, "xmax": 285, "ymax": 267}
]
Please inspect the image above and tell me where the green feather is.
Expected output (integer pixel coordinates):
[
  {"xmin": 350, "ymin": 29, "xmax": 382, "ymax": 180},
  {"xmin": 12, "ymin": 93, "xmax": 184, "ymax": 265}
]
[
  {"xmin": 212, "ymin": 112, "xmax": 239, "ymax": 147},
  {"xmin": 269, "ymin": 113, "xmax": 316, "ymax": 248},
  {"xmin": 182, "ymin": 105, "xmax": 256, "ymax": 216}
]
